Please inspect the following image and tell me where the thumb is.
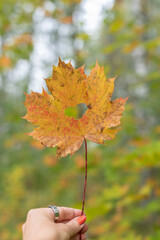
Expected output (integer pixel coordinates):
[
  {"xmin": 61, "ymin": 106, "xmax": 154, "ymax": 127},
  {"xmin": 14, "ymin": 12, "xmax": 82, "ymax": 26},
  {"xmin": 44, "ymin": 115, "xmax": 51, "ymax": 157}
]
[{"xmin": 66, "ymin": 215, "xmax": 86, "ymax": 237}]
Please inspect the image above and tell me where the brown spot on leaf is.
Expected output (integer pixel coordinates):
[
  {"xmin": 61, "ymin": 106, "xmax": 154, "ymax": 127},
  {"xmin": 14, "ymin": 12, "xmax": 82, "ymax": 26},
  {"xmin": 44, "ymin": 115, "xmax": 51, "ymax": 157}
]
[
  {"xmin": 87, "ymin": 103, "xmax": 92, "ymax": 109},
  {"xmin": 100, "ymin": 127, "xmax": 105, "ymax": 133}
]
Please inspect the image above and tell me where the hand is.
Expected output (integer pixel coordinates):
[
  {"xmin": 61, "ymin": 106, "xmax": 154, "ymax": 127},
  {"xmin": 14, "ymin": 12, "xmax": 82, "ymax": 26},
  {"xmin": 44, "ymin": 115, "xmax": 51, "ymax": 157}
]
[{"xmin": 22, "ymin": 207, "xmax": 88, "ymax": 240}]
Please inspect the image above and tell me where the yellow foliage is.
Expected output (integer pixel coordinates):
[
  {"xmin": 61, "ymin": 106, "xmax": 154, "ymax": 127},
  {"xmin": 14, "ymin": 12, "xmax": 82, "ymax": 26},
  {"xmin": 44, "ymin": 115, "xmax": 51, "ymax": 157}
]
[
  {"xmin": 0, "ymin": 56, "xmax": 12, "ymax": 68},
  {"xmin": 123, "ymin": 41, "xmax": 140, "ymax": 53},
  {"xmin": 61, "ymin": 0, "xmax": 81, "ymax": 4},
  {"xmin": 103, "ymin": 184, "xmax": 129, "ymax": 200},
  {"xmin": 60, "ymin": 16, "xmax": 73, "ymax": 24},
  {"xmin": 43, "ymin": 154, "xmax": 57, "ymax": 166},
  {"xmin": 30, "ymin": 140, "xmax": 44, "ymax": 150},
  {"xmin": 14, "ymin": 33, "xmax": 32, "ymax": 46}
]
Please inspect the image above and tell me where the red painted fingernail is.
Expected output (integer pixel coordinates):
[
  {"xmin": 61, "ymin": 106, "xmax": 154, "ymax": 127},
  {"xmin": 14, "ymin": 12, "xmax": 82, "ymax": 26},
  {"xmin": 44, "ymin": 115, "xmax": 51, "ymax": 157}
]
[{"xmin": 76, "ymin": 215, "xmax": 86, "ymax": 225}]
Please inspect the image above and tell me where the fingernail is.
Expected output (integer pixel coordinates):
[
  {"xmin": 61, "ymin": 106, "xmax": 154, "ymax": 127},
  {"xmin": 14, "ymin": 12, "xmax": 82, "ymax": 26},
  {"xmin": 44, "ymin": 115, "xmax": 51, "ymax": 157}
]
[{"xmin": 76, "ymin": 215, "xmax": 86, "ymax": 225}]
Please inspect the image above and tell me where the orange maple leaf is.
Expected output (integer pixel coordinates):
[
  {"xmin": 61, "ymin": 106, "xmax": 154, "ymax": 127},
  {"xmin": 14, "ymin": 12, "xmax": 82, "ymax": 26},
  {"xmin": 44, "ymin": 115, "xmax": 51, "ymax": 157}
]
[{"xmin": 23, "ymin": 58, "xmax": 127, "ymax": 158}]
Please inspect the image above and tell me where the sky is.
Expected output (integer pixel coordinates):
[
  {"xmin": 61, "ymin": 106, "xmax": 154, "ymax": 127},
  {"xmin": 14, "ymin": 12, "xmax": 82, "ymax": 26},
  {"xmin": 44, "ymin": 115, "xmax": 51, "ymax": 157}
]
[
  {"xmin": 81, "ymin": 0, "xmax": 114, "ymax": 33},
  {"xmin": 28, "ymin": 0, "xmax": 114, "ymax": 92}
]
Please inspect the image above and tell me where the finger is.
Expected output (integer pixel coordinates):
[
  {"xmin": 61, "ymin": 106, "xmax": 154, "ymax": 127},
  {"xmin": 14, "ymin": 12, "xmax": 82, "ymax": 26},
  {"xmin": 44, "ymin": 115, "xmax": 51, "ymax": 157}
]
[
  {"xmin": 71, "ymin": 233, "xmax": 86, "ymax": 240},
  {"xmin": 81, "ymin": 223, "xmax": 88, "ymax": 234},
  {"xmin": 66, "ymin": 215, "xmax": 86, "ymax": 237},
  {"xmin": 60, "ymin": 221, "xmax": 88, "ymax": 234},
  {"xmin": 22, "ymin": 223, "xmax": 25, "ymax": 232},
  {"xmin": 58, "ymin": 207, "xmax": 83, "ymax": 222},
  {"xmin": 48, "ymin": 206, "xmax": 83, "ymax": 222}
]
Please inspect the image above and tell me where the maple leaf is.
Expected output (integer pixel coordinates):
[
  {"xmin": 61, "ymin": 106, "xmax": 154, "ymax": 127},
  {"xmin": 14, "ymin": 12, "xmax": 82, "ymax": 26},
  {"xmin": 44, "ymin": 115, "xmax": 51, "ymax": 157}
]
[{"xmin": 23, "ymin": 58, "xmax": 127, "ymax": 157}]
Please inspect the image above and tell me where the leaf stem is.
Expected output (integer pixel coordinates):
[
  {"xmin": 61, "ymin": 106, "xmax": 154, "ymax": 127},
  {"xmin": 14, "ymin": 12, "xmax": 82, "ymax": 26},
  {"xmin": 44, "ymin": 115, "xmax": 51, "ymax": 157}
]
[{"xmin": 80, "ymin": 138, "xmax": 88, "ymax": 240}]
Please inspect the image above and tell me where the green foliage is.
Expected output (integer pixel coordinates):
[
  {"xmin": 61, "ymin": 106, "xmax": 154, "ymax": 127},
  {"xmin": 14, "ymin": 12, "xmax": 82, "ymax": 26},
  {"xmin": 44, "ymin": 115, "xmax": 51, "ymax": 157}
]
[{"xmin": 0, "ymin": 0, "xmax": 160, "ymax": 239}]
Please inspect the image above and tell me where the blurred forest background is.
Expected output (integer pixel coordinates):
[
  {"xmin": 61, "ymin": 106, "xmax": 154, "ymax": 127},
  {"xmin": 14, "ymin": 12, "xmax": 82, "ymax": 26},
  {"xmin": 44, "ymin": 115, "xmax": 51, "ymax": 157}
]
[{"xmin": 0, "ymin": 0, "xmax": 160, "ymax": 239}]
